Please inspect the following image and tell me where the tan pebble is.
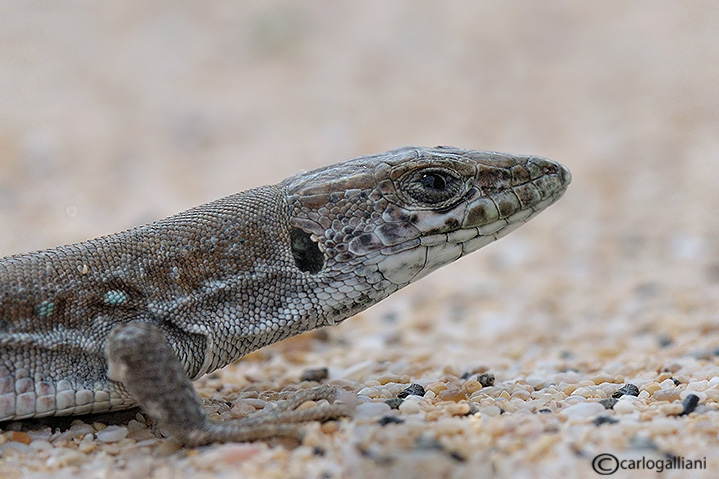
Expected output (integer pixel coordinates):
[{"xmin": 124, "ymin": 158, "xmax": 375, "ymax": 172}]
[
  {"xmin": 438, "ymin": 388, "xmax": 466, "ymax": 402},
  {"xmin": 591, "ymin": 374, "xmax": 615, "ymax": 385},
  {"xmin": 641, "ymin": 382, "xmax": 661, "ymax": 394},
  {"xmin": 10, "ymin": 431, "xmax": 31, "ymax": 445},
  {"xmin": 320, "ymin": 421, "xmax": 338, "ymax": 434},
  {"xmin": 376, "ymin": 375, "xmax": 401, "ymax": 385},
  {"xmin": 78, "ymin": 435, "xmax": 96, "ymax": 453},
  {"xmin": 425, "ymin": 409, "xmax": 443, "ymax": 421},
  {"xmin": 653, "ymin": 389, "xmax": 681, "ymax": 402},
  {"xmin": 462, "ymin": 379, "xmax": 482, "ymax": 395},
  {"xmin": 562, "ymin": 384, "xmax": 578, "ymax": 395},
  {"xmin": 499, "ymin": 390, "xmax": 511, "ymax": 400},
  {"xmin": 512, "ymin": 390, "xmax": 531, "ymax": 401},
  {"xmin": 0, "ymin": 434, "xmax": 7, "ymax": 445},
  {"xmin": 363, "ymin": 380, "xmax": 381, "ymax": 387},
  {"xmin": 93, "ymin": 422, "xmax": 107, "ymax": 431},
  {"xmin": 427, "ymin": 382, "xmax": 448, "ymax": 395},
  {"xmin": 660, "ymin": 403, "xmax": 685, "ymax": 416},
  {"xmin": 446, "ymin": 402, "xmax": 471, "ymax": 416},
  {"xmin": 570, "ymin": 387, "xmax": 596, "ymax": 399}
]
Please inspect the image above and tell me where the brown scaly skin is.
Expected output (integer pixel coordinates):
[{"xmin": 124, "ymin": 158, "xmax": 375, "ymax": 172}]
[{"xmin": 0, "ymin": 146, "xmax": 570, "ymax": 445}]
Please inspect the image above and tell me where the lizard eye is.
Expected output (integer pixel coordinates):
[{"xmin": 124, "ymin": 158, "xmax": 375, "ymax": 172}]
[
  {"xmin": 420, "ymin": 172, "xmax": 447, "ymax": 191},
  {"xmin": 398, "ymin": 167, "xmax": 465, "ymax": 207}
]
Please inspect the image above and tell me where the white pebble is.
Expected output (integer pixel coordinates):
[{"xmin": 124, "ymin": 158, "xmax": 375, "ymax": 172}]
[
  {"xmin": 29, "ymin": 440, "xmax": 53, "ymax": 451},
  {"xmin": 479, "ymin": 405, "xmax": 502, "ymax": 417},
  {"xmin": 95, "ymin": 425, "xmax": 128, "ymax": 443},
  {"xmin": 687, "ymin": 380, "xmax": 709, "ymax": 392},
  {"xmin": 398, "ymin": 396, "xmax": 423, "ymax": 415},
  {"xmin": 354, "ymin": 401, "xmax": 391, "ymax": 420},
  {"xmin": 525, "ymin": 375, "xmax": 548, "ymax": 388},
  {"xmin": 680, "ymin": 390, "xmax": 707, "ymax": 402},
  {"xmin": 660, "ymin": 379, "xmax": 677, "ymax": 389},
  {"xmin": 709, "ymin": 377, "xmax": 719, "ymax": 387},
  {"xmin": 613, "ymin": 397, "xmax": 637, "ymax": 414},
  {"xmin": 559, "ymin": 402, "xmax": 605, "ymax": 419}
]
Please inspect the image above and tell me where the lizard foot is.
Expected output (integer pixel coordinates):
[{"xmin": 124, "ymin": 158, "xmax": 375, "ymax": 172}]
[{"xmin": 106, "ymin": 322, "xmax": 352, "ymax": 447}]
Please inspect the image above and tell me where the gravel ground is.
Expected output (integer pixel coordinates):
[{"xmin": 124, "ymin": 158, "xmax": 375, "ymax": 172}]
[{"xmin": 2, "ymin": 2, "xmax": 719, "ymax": 478}]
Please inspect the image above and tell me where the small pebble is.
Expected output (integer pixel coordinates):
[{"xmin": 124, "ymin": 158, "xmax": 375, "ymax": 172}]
[
  {"xmin": 599, "ymin": 398, "xmax": 618, "ymax": 409},
  {"xmin": 477, "ymin": 373, "xmax": 495, "ymax": 387},
  {"xmin": 653, "ymin": 389, "xmax": 681, "ymax": 402},
  {"xmin": 398, "ymin": 383, "xmax": 426, "ymax": 398},
  {"xmin": 680, "ymin": 393, "xmax": 700, "ymax": 415},
  {"xmin": 385, "ymin": 398, "xmax": 403, "ymax": 409},
  {"xmin": 95, "ymin": 425, "xmax": 128, "ymax": 443},
  {"xmin": 9, "ymin": 431, "xmax": 31, "ymax": 445},
  {"xmin": 612, "ymin": 384, "xmax": 640, "ymax": 398},
  {"xmin": 378, "ymin": 415, "xmax": 404, "ymax": 426},
  {"xmin": 78, "ymin": 434, "xmax": 97, "ymax": 453},
  {"xmin": 300, "ymin": 367, "xmax": 329, "ymax": 382},
  {"xmin": 398, "ymin": 396, "xmax": 423, "ymax": 414},
  {"xmin": 525, "ymin": 375, "xmax": 547, "ymax": 388},
  {"xmin": 559, "ymin": 402, "xmax": 605, "ymax": 419},
  {"xmin": 613, "ymin": 398, "xmax": 636, "ymax": 414},
  {"xmin": 28, "ymin": 439, "xmax": 52, "ymax": 451},
  {"xmin": 592, "ymin": 415, "xmax": 618, "ymax": 426},
  {"xmin": 354, "ymin": 401, "xmax": 392, "ymax": 420},
  {"xmin": 479, "ymin": 405, "xmax": 502, "ymax": 417}
]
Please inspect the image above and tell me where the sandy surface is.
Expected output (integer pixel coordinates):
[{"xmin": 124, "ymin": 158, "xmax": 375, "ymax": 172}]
[{"xmin": 1, "ymin": 2, "xmax": 719, "ymax": 478}]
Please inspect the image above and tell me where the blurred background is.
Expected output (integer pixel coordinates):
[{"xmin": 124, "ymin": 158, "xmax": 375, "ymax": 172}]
[
  {"xmin": 1, "ymin": 2, "xmax": 718, "ymax": 354},
  {"xmin": 3, "ymin": 2, "xmax": 719, "ymax": 475}
]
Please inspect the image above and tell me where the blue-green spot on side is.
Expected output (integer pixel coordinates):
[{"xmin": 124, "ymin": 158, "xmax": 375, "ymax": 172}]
[
  {"xmin": 35, "ymin": 301, "xmax": 55, "ymax": 317},
  {"xmin": 103, "ymin": 290, "xmax": 128, "ymax": 306}
]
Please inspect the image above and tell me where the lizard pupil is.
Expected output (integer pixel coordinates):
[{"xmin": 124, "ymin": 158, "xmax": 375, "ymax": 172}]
[{"xmin": 420, "ymin": 173, "xmax": 446, "ymax": 191}]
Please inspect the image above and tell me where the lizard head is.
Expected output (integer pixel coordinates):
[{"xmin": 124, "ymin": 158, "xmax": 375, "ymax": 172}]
[{"xmin": 283, "ymin": 146, "xmax": 571, "ymax": 322}]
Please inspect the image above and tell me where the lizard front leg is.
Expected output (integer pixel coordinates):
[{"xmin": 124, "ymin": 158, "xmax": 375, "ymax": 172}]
[{"xmin": 105, "ymin": 322, "xmax": 351, "ymax": 447}]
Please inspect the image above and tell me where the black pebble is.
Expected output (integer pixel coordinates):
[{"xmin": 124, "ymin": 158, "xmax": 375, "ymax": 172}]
[
  {"xmin": 385, "ymin": 398, "xmax": 403, "ymax": 409},
  {"xmin": 680, "ymin": 393, "xmax": 700, "ymax": 415},
  {"xmin": 300, "ymin": 368, "xmax": 329, "ymax": 382},
  {"xmin": 612, "ymin": 383, "xmax": 640, "ymax": 399},
  {"xmin": 378, "ymin": 415, "xmax": 405, "ymax": 426},
  {"xmin": 477, "ymin": 373, "xmax": 495, "ymax": 387},
  {"xmin": 593, "ymin": 415, "xmax": 618, "ymax": 426},
  {"xmin": 599, "ymin": 398, "xmax": 618, "ymax": 409},
  {"xmin": 398, "ymin": 383, "xmax": 425, "ymax": 399}
]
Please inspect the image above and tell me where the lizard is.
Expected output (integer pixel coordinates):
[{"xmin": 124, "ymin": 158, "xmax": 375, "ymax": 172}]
[{"xmin": 0, "ymin": 146, "xmax": 571, "ymax": 446}]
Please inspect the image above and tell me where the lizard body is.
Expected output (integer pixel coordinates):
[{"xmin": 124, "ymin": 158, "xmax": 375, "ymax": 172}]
[{"xmin": 0, "ymin": 146, "xmax": 570, "ymax": 445}]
